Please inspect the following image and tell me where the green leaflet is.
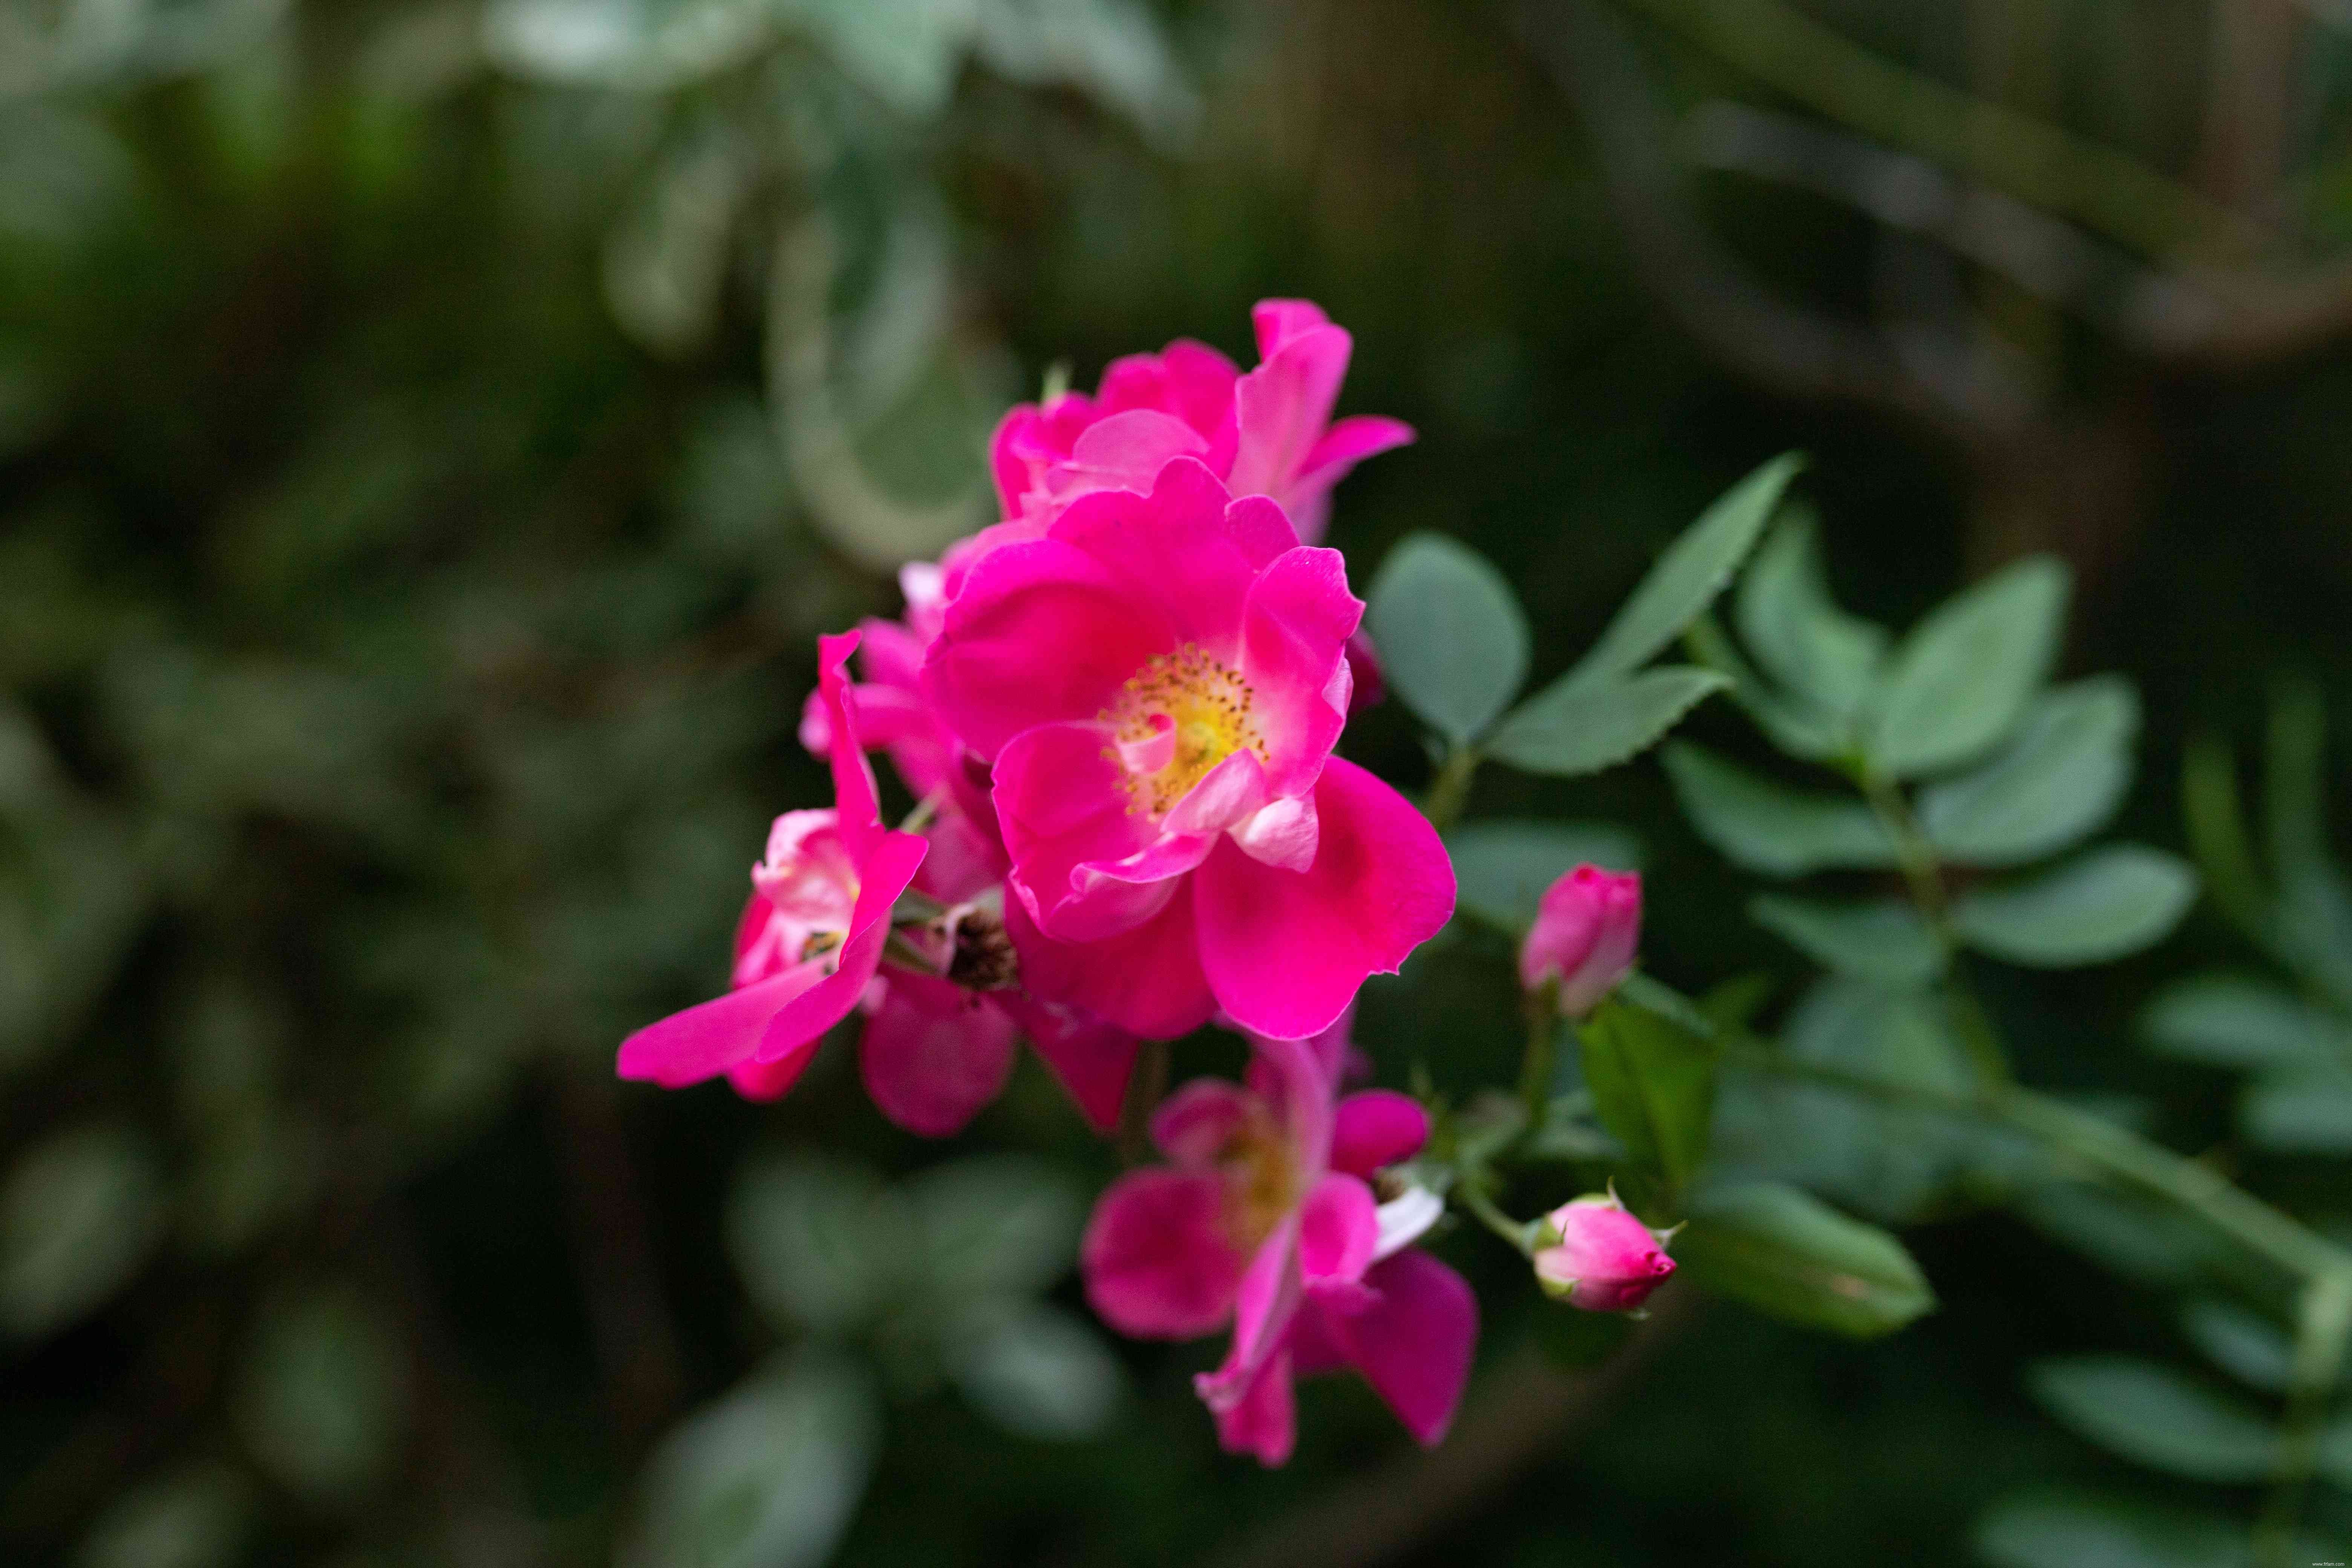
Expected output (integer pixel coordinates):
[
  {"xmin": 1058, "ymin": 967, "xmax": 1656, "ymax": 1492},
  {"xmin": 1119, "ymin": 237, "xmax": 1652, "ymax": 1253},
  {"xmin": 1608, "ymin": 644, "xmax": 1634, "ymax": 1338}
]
[
  {"xmin": 1951, "ymin": 846, "xmax": 2199, "ymax": 968},
  {"xmin": 1662, "ymin": 742, "xmax": 1899, "ymax": 876},
  {"xmin": 1675, "ymin": 1180, "xmax": 1936, "ymax": 1338},
  {"xmin": 2026, "ymin": 1356, "xmax": 2277, "ymax": 1482},
  {"xmin": 1859, "ymin": 555, "xmax": 2069, "ymax": 778},
  {"xmin": 1918, "ymin": 677, "xmax": 2138, "ymax": 867},
  {"xmin": 1484, "ymin": 665, "xmax": 1728, "ymax": 777},
  {"xmin": 1364, "ymin": 531, "xmax": 1528, "ymax": 745},
  {"xmin": 1577, "ymin": 994, "xmax": 1716, "ymax": 1193}
]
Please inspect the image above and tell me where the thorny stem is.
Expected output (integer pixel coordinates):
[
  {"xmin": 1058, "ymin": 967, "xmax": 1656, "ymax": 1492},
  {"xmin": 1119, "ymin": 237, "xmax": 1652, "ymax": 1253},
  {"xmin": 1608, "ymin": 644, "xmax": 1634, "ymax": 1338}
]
[{"xmin": 1423, "ymin": 747, "xmax": 1480, "ymax": 834}]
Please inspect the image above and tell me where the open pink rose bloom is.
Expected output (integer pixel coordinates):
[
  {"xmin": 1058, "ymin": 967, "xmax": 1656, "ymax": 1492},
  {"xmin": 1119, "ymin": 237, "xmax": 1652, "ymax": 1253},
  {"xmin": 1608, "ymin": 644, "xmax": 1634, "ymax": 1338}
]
[
  {"xmin": 619, "ymin": 300, "xmax": 1472, "ymax": 1463},
  {"xmin": 1081, "ymin": 1016, "xmax": 1476, "ymax": 1464}
]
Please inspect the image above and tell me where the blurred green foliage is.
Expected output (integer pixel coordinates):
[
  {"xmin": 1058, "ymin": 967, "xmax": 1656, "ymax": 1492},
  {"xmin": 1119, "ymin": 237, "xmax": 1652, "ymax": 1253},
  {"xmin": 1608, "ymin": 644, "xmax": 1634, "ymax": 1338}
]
[{"xmin": 8, "ymin": 0, "xmax": 2352, "ymax": 1565}]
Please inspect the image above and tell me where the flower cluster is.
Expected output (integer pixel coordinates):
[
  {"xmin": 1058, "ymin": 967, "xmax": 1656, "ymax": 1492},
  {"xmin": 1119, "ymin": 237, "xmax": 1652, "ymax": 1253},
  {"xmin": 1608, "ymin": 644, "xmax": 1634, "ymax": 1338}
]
[{"xmin": 619, "ymin": 302, "xmax": 1666, "ymax": 1464}]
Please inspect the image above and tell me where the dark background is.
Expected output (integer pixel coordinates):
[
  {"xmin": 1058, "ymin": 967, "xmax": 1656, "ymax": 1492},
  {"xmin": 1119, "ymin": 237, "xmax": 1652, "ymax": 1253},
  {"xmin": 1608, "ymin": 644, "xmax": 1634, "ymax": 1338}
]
[{"xmin": 3, "ymin": 0, "xmax": 2347, "ymax": 1563}]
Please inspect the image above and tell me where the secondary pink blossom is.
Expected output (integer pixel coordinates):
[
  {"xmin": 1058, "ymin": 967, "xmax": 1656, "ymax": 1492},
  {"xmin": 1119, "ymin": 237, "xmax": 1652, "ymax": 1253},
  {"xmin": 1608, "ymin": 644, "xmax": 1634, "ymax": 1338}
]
[
  {"xmin": 922, "ymin": 456, "xmax": 1455, "ymax": 1040},
  {"xmin": 1519, "ymin": 864, "xmax": 1642, "ymax": 1018},
  {"xmin": 619, "ymin": 632, "xmax": 1138, "ymax": 1135},
  {"xmin": 618, "ymin": 632, "xmax": 927, "ymax": 1102},
  {"xmin": 1080, "ymin": 1017, "xmax": 1475, "ymax": 1465},
  {"xmin": 985, "ymin": 298, "xmax": 1414, "ymax": 550},
  {"xmin": 794, "ymin": 610, "xmax": 1144, "ymax": 1132},
  {"xmin": 1533, "ymin": 1191, "xmax": 1677, "ymax": 1312}
]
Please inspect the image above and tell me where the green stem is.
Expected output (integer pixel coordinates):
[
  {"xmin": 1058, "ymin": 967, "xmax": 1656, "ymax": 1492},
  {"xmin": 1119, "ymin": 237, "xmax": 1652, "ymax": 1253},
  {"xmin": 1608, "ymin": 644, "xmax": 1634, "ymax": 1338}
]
[
  {"xmin": 1116, "ymin": 1040, "xmax": 1171, "ymax": 1165},
  {"xmin": 1423, "ymin": 747, "xmax": 1480, "ymax": 833},
  {"xmin": 1857, "ymin": 770, "xmax": 2012, "ymax": 1086},
  {"xmin": 1518, "ymin": 989, "xmax": 1562, "ymax": 1133},
  {"xmin": 1724, "ymin": 1040, "xmax": 2352, "ymax": 1283},
  {"xmin": 1617, "ymin": 0, "xmax": 2268, "ymax": 261},
  {"xmin": 2254, "ymin": 1269, "xmax": 2352, "ymax": 1568},
  {"xmin": 1859, "ymin": 769, "xmax": 1949, "ymax": 927},
  {"xmin": 1459, "ymin": 1180, "xmax": 1541, "ymax": 1256}
]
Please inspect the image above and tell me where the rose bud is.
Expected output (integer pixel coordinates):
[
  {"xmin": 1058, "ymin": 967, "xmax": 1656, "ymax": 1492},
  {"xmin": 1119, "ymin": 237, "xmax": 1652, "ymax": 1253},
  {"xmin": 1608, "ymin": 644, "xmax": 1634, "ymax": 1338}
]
[
  {"xmin": 1532, "ymin": 1190, "xmax": 1677, "ymax": 1312},
  {"xmin": 1518, "ymin": 865, "xmax": 1640, "ymax": 1018}
]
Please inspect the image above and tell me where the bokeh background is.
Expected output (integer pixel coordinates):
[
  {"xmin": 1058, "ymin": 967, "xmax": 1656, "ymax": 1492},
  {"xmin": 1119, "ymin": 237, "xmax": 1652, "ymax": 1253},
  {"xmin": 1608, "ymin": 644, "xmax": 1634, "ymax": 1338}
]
[{"xmin": 5, "ymin": 0, "xmax": 2350, "ymax": 1563}]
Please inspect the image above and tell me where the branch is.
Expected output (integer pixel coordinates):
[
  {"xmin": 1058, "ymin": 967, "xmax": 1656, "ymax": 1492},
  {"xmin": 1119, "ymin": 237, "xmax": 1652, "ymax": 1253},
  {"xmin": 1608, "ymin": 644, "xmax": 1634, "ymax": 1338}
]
[
  {"xmin": 1615, "ymin": 0, "xmax": 2272, "ymax": 263},
  {"xmin": 1518, "ymin": 0, "xmax": 2034, "ymax": 450},
  {"xmin": 1200, "ymin": 1294, "xmax": 1697, "ymax": 1568},
  {"xmin": 549, "ymin": 1069, "xmax": 685, "ymax": 1456}
]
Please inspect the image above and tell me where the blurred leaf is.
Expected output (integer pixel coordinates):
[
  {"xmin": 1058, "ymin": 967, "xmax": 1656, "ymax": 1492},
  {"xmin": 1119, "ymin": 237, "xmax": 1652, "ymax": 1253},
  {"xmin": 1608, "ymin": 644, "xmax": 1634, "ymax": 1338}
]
[
  {"xmin": 234, "ymin": 1285, "xmax": 412, "ymax": 1505},
  {"xmin": 1950, "ymin": 847, "xmax": 2198, "ymax": 968},
  {"xmin": 1571, "ymin": 452, "xmax": 1802, "ymax": 682},
  {"xmin": 2016, "ymin": 1184, "xmax": 2226, "ymax": 1289},
  {"xmin": 905, "ymin": 1155, "xmax": 1082, "ymax": 1305},
  {"xmin": 75, "ymin": 1463, "xmax": 251, "ymax": 1568},
  {"xmin": 2240, "ymin": 1066, "xmax": 2352, "ymax": 1153},
  {"xmin": 834, "ymin": 194, "xmax": 958, "ymax": 424},
  {"xmin": 972, "ymin": 0, "xmax": 1199, "ymax": 146},
  {"xmin": 2263, "ymin": 681, "xmax": 2352, "ymax": 1006},
  {"xmin": 1447, "ymin": 819, "xmax": 1640, "ymax": 933},
  {"xmin": 2141, "ymin": 975, "xmax": 2352, "ymax": 1070},
  {"xmin": 0, "ymin": 1123, "xmax": 166, "ymax": 1338},
  {"xmin": 1749, "ymin": 896, "xmax": 1944, "ymax": 985},
  {"xmin": 1859, "ymin": 556, "xmax": 2069, "ymax": 778},
  {"xmin": 1485, "ymin": 666, "xmax": 1729, "ymax": 777},
  {"xmin": 1676, "ymin": 1181, "xmax": 1935, "ymax": 1337},
  {"xmin": 785, "ymin": 0, "xmax": 978, "ymax": 118},
  {"xmin": 2027, "ymin": 1357, "xmax": 2276, "ymax": 1482},
  {"xmin": 729, "ymin": 1153, "xmax": 915, "ymax": 1335},
  {"xmin": 184, "ymin": 1109, "xmax": 319, "ymax": 1257},
  {"xmin": 1662, "ymin": 742, "xmax": 1898, "ymax": 876},
  {"xmin": 2182, "ymin": 732, "xmax": 2272, "ymax": 947},
  {"xmin": 604, "ymin": 128, "xmax": 750, "ymax": 356},
  {"xmin": 628, "ymin": 1355, "xmax": 880, "ymax": 1568},
  {"xmin": 1732, "ymin": 504, "xmax": 1885, "ymax": 723},
  {"xmin": 1577, "ymin": 995, "xmax": 1716, "ymax": 1192},
  {"xmin": 1363, "ymin": 533, "xmax": 1528, "ymax": 745},
  {"xmin": 1918, "ymin": 678, "xmax": 2138, "ymax": 867},
  {"xmin": 1783, "ymin": 974, "xmax": 1974, "ymax": 1092},
  {"xmin": 2180, "ymin": 1300, "xmax": 2292, "ymax": 1394},
  {"xmin": 948, "ymin": 1301, "xmax": 1124, "ymax": 1441},
  {"xmin": 483, "ymin": 0, "xmax": 771, "ymax": 89},
  {"xmin": 1709, "ymin": 978, "xmax": 1992, "ymax": 1223},
  {"xmin": 1977, "ymin": 1488, "xmax": 2252, "ymax": 1568}
]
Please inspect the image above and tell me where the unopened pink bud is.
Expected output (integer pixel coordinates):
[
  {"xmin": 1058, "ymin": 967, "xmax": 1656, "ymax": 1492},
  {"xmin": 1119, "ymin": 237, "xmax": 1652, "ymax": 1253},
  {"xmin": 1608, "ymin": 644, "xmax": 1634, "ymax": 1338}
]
[
  {"xmin": 1533, "ymin": 1191, "xmax": 1675, "ymax": 1312},
  {"xmin": 1518, "ymin": 865, "xmax": 1640, "ymax": 1017}
]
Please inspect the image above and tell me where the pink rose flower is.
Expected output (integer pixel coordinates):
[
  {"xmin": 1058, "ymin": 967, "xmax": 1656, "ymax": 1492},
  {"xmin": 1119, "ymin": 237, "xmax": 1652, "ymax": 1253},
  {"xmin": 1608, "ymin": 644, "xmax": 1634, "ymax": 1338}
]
[
  {"xmin": 987, "ymin": 299, "xmax": 1414, "ymax": 549},
  {"xmin": 618, "ymin": 631, "xmax": 929, "ymax": 1102},
  {"xmin": 619, "ymin": 631, "xmax": 1141, "ymax": 1135},
  {"xmin": 1533, "ymin": 1191, "xmax": 1677, "ymax": 1312},
  {"xmin": 922, "ymin": 456, "xmax": 1455, "ymax": 1041},
  {"xmin": 1080, "ymin": 1015, "xmax": 1475, "ymax": 1465},
  {"xmin": 1519, "ymin": 864, "xmax": 1642, "ymax": 1018}
]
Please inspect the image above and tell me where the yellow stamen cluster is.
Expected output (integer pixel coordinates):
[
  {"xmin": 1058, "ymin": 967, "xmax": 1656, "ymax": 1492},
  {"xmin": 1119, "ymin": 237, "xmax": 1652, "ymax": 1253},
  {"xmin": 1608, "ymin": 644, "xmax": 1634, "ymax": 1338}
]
[
  {"xmin": 1221, "ymin": 1105, "xmax": 1301, "ymax": 1253},
  {"xmin": 1100, "ymin": 643, "xmax": 1265, "ymax": 818}
]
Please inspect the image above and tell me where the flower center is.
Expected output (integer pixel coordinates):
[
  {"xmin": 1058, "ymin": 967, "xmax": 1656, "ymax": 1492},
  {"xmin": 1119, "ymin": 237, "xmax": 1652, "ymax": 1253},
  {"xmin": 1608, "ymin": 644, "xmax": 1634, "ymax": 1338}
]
[
  {"xmin": 1100, "ymin": 643, "xmax": 1264, "ymax": 818},
  {"xmin": 1217, "ymin": 1106, "xmax": 1300, "ymax": 1253}
]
